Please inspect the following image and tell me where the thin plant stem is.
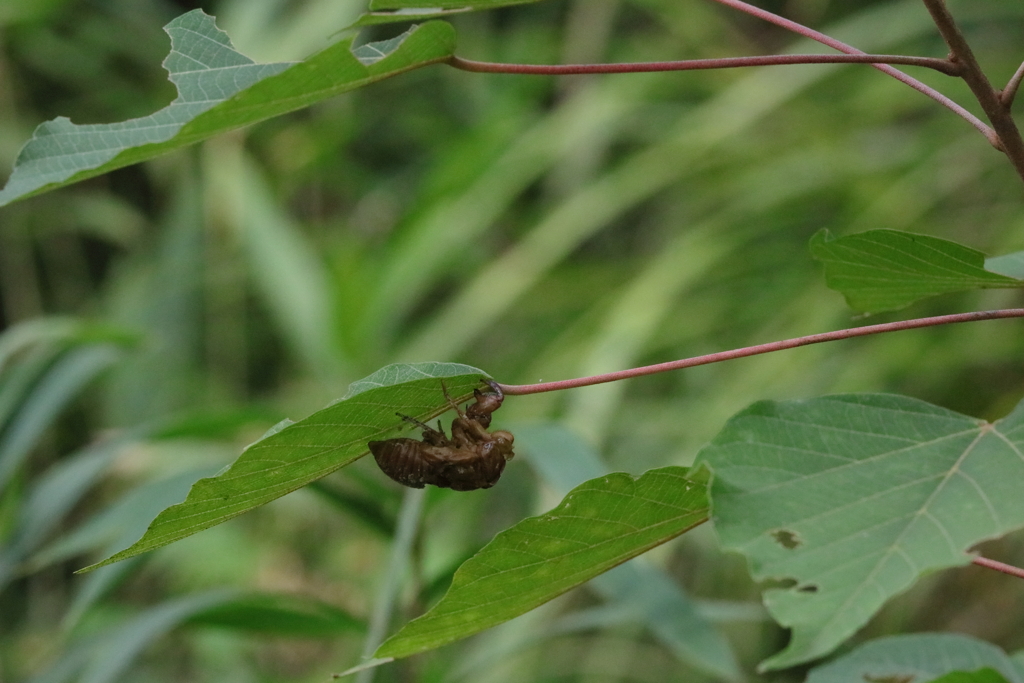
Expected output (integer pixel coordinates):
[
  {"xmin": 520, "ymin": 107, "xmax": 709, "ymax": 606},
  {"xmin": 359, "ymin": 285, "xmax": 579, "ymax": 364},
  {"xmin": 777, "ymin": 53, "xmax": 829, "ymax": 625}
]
[
  {"xmin": 972, "ymin": 556, "xmax": 1024, "ymax": 581},
  {"xmin": 1001, "ymin": 60, "xmax": 1024, "ymax": 108},
  {"xmin": 447, "ymin": 53, "xmax": 959, "ymax": 76},
  {"xmin": 706, "ymin": 0, "xmax": 998, "ymax": 146},
  {"xmin": 497, "ymin": 309, "xmax": 1024, "ymax": 395},
  {"xmin": 354, "ymin": 487, "xmax": 426, "ymax": 683},
  {"xmin": 920, "ymin": 0, "xmax": 1024, "ymax": 181}
]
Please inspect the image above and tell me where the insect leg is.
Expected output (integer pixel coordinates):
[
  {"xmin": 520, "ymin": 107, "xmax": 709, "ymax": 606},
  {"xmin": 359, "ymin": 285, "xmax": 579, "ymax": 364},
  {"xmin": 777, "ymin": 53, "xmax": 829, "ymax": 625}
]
[
  {"xmin": 439, "ymin": 379, "xmax": 467, "ymax": 418},
  {"xmin": 393, "ymin": 411, "xmax": 446, "ymax": 444}
]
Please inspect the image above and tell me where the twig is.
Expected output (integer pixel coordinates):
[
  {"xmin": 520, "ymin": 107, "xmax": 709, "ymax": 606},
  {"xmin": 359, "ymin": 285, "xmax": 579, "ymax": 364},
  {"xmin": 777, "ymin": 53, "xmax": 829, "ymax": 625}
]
[
  {"xmin": 972, "ymin": 556, "xmax": 1024, "ymax": 581},
  {"xmin": 497, "ymin": 309, "xmax": 1024, "ymax": 395},
  {"xmin": 447, "ymin": 53, "xmax": 959, "ymax": 76},
  {"xmin": 706, "ymin": 0, "xmax": 998, "ymax": 147},
  {"xmin": 920, "ymin": 0, "xmax": 1024, "ymax": 181},
  {"xmin": 1001, "ymin": 60, "xmax": 1024, "ymax": 108}
]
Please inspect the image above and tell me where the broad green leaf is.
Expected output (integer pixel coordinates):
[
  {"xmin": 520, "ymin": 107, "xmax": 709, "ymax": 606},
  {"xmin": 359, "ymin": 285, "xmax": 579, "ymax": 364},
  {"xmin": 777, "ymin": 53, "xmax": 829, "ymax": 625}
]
[
  {"xmin": 0, "ymin": 12, "xmax": 455, "ymax": 206},
  {"xmin": 353, "ymin": 0, "xmax": 541, "ymax": 27},
  {"xmin": 351, "ymin": 9, "xmax": 475, "ymax": 28},
  {"xmin": 369, "ymin": 0, "xmax": 539, "ymax": 9},
  {"xmin": 186, "ymin": 592, "xmax": 363, "ymax": 636},
  {"xmin": 806, "ymin": 634, "xmax": 1024, "ymax": 683},
  {"xmin": 700, "ymin": 394, "xmax": 1024, "ymax": 670},
  {"xmin": 80, "ymin": 363, "xmax": 488, "ymax": 572},
  {"xmin": 809, "ymin": 229, "xmax": 1022, "ymax": 313},
  {"xmin": 375, "ymin": 466, "xmax": 710, "ymax": 660},
  {"xmin": 516, "ymin": 423, "xmax": 741, "ymax": 680}
]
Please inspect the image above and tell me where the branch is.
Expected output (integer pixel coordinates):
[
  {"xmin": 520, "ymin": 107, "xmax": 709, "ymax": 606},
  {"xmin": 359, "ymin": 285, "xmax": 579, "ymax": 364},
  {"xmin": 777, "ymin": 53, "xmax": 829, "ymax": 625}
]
[
  {"xmin": 497, "ymin": 309, "xmax": 1024, "ymax": 395},
  {"xmin": 447, "ymin": 53, "xmax": 960, "ymax": 76},
  {"xmin": 707, "ymin": 0, "xmax": 998, "ymax": 147},
  {"xmin": 1001, "ymin": 60, "xmax": 1024, "ymax": 108},
  {"xmin": 972, "ymin": 556, "xmax": 1024, "ymax": 581},
  {"xmin": 920, "ymin": 0, "xmax": 1024, "ymax": 181}
]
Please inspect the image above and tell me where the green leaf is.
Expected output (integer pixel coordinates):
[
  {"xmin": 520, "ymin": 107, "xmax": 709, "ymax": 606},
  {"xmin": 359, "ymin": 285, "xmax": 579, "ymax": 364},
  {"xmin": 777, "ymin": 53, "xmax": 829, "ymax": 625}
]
[
  {"xmin": 186, "ymin": 592, "xmax": 363, "ymax": 637},
  {"xmin": 699, "ymin": 394, "xmax": 1024, "ymax": 670},
  {"xmin": 375, "ymin": 465, "xmax": 710, "ymax": 660},
  {"xmin": 79, "ymin": 362, "xmax": 488, "ymax": 572},
  {"xmin": 806, "ymin": 634, "xmax": 1024, "ymax": 683},
  {"xmin": 0, "ymin": 12, "xmax": 455, "ymax": 206},
  {"xmin": 369, "ymin": 0, "xmax": 539, "ymax": 10},
  {"xmin": 516, "ymin": 423, "xmax": 741, "ymax": 680},
  {"xmin": 809, "ymin": 229, "xmax": 1022, "ymax": 313},
  {"xmin": 352, "ymin": 0, "xmax": 541, "ymax": 27}
]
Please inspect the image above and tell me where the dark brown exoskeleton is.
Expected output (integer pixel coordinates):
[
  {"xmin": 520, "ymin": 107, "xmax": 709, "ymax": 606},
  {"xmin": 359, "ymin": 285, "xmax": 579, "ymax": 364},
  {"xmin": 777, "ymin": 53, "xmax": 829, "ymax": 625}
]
[{"xmin": 368, "ymin": 380, "xmax": 515, "ymax": 491}]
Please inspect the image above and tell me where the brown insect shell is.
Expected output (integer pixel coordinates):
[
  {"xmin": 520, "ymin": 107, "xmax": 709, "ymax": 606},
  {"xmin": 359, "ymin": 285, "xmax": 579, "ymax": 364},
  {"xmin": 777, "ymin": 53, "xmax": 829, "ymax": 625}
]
[
  {"xmin": 367, "ymin": 433, "xmax": 513, "ymax": 490},
  {"xmin": 368, "ymin": 379, "xmax": 513, "ymax": 490}
]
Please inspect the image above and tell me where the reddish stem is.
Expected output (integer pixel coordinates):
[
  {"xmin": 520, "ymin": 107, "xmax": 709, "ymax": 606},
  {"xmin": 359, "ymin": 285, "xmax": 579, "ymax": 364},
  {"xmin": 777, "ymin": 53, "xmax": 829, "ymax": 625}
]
[
  {"xmin": 972, "ymin": 556, "xmax": 1024, "ymax": 581},
  {"xmin": 448, "ymin": 53, "xmax": 959, "ymax": 76},
  {"xmin": 497, "ymin": 309, "xmax": 1024, "ymax": 395},
  {"xmin": 920, "ymin": 0, "xmax": 1024, "ymax": 180},
  {"xmin": 706, "ymin": 0, "xmax": 998, "ymax": 147}
]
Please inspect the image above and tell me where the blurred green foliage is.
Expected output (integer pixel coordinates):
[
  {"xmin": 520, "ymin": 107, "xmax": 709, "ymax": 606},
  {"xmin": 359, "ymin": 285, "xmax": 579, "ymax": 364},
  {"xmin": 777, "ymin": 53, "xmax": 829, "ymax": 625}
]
[{"xmin": 2, "ymin": 0, "xmax": 1024, "ymax": 681}]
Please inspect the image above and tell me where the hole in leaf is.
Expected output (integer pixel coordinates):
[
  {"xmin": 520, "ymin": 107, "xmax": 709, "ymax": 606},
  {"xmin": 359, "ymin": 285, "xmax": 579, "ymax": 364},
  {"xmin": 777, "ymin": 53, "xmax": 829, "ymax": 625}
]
[
  {"xmin": 797, "ymin": 584, "xmax": 818, "ymax": 593},
  {"xmin": 770, "ymin": 529, "xmax": 802, "ymax": 549}
]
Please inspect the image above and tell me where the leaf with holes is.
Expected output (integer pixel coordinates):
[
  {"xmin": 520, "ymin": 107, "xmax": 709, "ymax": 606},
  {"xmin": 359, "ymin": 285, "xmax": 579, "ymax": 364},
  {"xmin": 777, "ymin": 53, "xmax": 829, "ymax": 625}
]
[
  {"xmin": 0, "ymin": 11, "xmax": 454, "ymax": 206},
  {"xmin": 80, "ymin": 363, "xmax": 490, "ymax": 572},
  {"xmin": 699, "ymin": 394, "xmax": 1024, "ymax": 670},
  {"xmin": 809, "ymin": 229, "xmax": 1022, "ymax": 313},
  {"xmin": 375, "ymin": 466, "xmax": 709, "ymax": 660}
]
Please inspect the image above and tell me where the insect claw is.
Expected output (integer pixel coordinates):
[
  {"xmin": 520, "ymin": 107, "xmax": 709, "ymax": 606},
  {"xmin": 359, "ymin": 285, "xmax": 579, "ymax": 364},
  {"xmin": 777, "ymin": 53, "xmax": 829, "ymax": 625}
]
[{"xmin": 482, "ymin": 378, "xmax": 503, "ymax": 399}]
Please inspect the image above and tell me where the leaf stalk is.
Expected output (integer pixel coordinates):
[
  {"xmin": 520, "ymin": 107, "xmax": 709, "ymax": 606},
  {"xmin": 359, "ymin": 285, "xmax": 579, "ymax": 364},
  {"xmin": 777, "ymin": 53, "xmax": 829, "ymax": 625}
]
[
  {"xmin": 497, "ymin": 309, "xmax": 1024, "ymax": 395},
  {"xmin": 447, "ymin": 53, "xmax": 959, "ymax": 76},
  {"xmin": 972, "ymin": 556, "xmax": 1024, "ymax": 581},
  {"xmin": 705, "ymin": 0, "xmax": 996, "ymax": 146}
]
